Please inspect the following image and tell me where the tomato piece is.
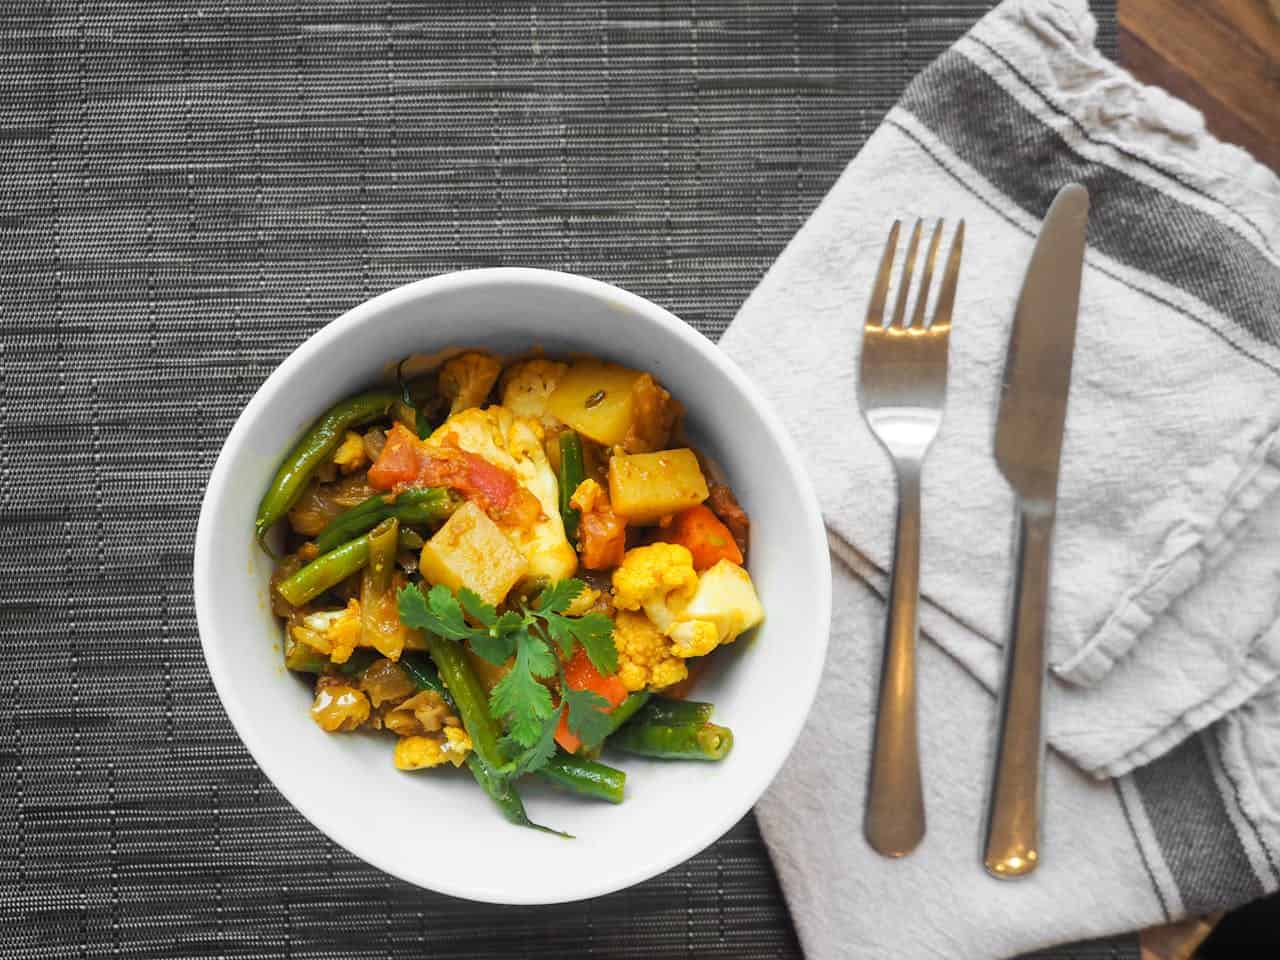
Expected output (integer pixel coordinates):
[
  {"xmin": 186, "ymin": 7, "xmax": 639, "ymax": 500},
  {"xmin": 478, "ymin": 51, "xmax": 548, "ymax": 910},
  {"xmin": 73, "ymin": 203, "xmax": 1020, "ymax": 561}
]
[
  {"xmin": 367, "ymin": 423, "xmax": 423, "ymax": 490},
  {"xmin": 367, "ymin": 423, "xmax": 541, "ymax": 527}
]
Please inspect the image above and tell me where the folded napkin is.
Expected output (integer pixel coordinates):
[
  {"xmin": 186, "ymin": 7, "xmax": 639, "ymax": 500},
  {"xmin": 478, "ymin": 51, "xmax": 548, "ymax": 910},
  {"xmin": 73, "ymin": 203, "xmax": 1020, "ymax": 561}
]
[{"xmin": 718, "ymin": 1, "xmax": 1280, "ymax": 956}]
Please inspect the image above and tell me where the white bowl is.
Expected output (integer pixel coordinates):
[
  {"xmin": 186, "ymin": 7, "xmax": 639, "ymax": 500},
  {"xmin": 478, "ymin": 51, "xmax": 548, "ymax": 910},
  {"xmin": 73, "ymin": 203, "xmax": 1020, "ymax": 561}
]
[{"xmin": 194, "ymin": 268, "xmax": 831, "ymax": 904}]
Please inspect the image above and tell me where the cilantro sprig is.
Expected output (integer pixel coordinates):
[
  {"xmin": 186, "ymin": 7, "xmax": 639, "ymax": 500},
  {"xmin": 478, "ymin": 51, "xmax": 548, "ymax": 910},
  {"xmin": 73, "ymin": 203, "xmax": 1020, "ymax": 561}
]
[{"xmin": 398, "ymin": 578, "xmax": 618, "ymax": 775}]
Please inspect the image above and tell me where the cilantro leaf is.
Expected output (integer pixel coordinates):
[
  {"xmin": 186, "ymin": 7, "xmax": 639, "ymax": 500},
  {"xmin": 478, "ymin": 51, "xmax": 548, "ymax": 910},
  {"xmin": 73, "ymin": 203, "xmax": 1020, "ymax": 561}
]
[
  {"xmin": 501, "ymin": 708, "xmax": 561, "ymax": 778},
  {"xmin": 397, "ymin": 583, "xmax": 432, "ymax": 630},
  {"xmin": 467, "ymin": 607, "xmax": 527, "ymax": 665},
  {"xmin": 489, "ymin": 633, "xmax": 556, "ymax": 747},
  {"xmin": 457, "ymin": 588, "xmax": 496, "ymax": 628},
  {"xmin": 544, "ymin": 610, "xmax": 618, "ymax": 676},
  {"xmin": 468, "ymin": 625, "xmax": 517, "ymax": 665},
  {"xmin": 535, "ymin": 578, "xmax": 585, "ymax": 615},
  {"xmin": 562, "ymin": 685, "xmax": 614, "ymax": 750},
  {"xmin": 542, "ymin": 613, "xmax": 578, "ymax": 660},
  {"xmin": 494, "ymin": 610, "xmax": 524, "ymax": 635},
  {"xmin": 426, "ymin": 584, "xmax": 473, "ymax": 638},
  {"xmin": 523, "ymin": 632, "xmax": 559, "ymax": 679},
  {"xmin": 397, "ymin": 583, "xmax": 474, "ymax": 640}
]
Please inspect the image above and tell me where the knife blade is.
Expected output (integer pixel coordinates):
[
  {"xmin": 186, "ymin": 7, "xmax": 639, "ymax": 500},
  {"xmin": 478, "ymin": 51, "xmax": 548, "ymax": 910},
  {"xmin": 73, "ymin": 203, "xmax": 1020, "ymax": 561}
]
[
  {"xmin": 984, "ymin": 183, "xmax": 1089, "ymax": 879},
  {"xmin": 995, "ymin": 183, "xmax": 1090, "ymax": 500}
]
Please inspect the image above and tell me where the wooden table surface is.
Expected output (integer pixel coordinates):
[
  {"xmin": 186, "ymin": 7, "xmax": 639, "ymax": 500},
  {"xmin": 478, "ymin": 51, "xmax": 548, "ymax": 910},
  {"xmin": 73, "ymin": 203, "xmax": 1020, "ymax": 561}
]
[
  {"xmin": 1117, "ymin": 4, "xmax": 1278, "ymax": 957},
  {"xmin": 1118, "ymin": 0, "xmax": 1280, "ymax": 171}
]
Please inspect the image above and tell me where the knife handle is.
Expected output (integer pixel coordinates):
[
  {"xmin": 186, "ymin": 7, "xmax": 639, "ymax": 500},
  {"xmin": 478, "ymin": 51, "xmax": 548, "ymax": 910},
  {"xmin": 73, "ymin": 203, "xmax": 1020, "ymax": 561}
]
[
  {"xmin": 984, "ymin": 505, "xmax": 1053, "ymax": 878},
  {"xmin": 865, "ymin": 463, "xmax": 925, "ymax": 857}
]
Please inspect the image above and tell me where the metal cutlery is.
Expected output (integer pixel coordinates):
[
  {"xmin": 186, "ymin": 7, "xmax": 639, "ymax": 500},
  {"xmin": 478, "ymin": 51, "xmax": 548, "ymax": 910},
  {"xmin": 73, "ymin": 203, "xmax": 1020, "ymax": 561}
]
[
  {"xmin": 860, "ymin": 218, "xmax": 965, "ymax": 858},
  {"xmin": 984, "ymin": 183, "xmax": 1090, "ymax": 878}
]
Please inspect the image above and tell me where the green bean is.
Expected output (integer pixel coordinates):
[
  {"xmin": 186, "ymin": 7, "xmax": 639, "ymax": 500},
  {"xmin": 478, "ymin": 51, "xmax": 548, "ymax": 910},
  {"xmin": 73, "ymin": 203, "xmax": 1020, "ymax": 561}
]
[
  {"xmin": 276, "ymin": 528, "xmax": 424, "ymax": 607},
  {"xmin": 466, "ymin": 755, "xmax": 571, "ymax": 838},
  {"xmin": 411, "ymin": 642, "xmax": 567, "ymax": 836},
  {"xmin": 399, "ymin": 652, "xmax": 453, "ymax": 705},
  {"xmin": 605, "ymin": 692, "xmax": 652, "ymax": 736},
  {"xmin": 283, "ymin": 631, "xmax": 331, "ymax": 673},
  {"xmin": 537, "ymin": 752, "xmax": 626, "ymax": 804},
  {"xmin": 609, "ymin": 718, "xmax": 734, "ymax": 761},
  {"xmin": 558, "ymin": 431, "xmax": 586, "ymax": 541},
  {"xmin": 283, "ymin": 634, "xmax": 378, "ymax": 677},
  {"xmin": 634, "ymin": 696, "xmax": 714, "ymax": 727},
  {"xmin": 277, "ymin": 537, "xmax": 369, "ymax": 606},
  {"xmin": 577, "ymin": 692, "xmax": 650, "ymax": 760},
  {"xmin": 423, "ymin": 637, "xmax": 573, "ymax": 837},
  {"xmin": 423, "ymin": 632, "xmax": 505, "ymax": 771},
  {"xmin": 316, "ymin": 487, "xmax": 456, "ymax": 553},
  {"xmin": 255, "ymin": 389, "xmax": 398, "ymax": 545}
]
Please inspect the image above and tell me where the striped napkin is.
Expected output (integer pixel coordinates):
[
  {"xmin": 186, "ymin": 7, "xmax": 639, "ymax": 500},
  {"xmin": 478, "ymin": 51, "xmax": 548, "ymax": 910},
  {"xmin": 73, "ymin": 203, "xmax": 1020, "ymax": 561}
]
[{"xmin": 719, "ymin": 1, "xmax": 1280, "ymax": 956}]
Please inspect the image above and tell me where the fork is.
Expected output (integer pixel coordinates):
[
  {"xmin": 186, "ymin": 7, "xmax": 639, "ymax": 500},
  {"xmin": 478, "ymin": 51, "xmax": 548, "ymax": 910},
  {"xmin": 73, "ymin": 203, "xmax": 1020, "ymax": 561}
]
[{"xmin": 859, "ymin": 218, "xmax": 964, "ymax": 858}]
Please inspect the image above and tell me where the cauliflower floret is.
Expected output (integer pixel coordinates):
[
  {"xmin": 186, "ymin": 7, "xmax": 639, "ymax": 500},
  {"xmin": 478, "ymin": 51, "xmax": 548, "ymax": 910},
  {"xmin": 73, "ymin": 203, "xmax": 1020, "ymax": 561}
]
[
  {"xmin": 310, "ymin": 675, "xmax": 371, "ymax": 732},
  {"xmin": 613, "ymin": 611, "xmax": 688, "ymax": 692},
  {"xmin": 331, "ymin": 430, "xmax": 369, "ymax": 474},
  {"xmin": 611, "ymin": 543, "xmax": 699, "ymax": 631},
  {"xmin": 382, "ymin": 689, "xmax": 453, "ymax": 736},
  {"xmin": 668, "ymin": 619, "xmax": 720, "ymax": 658},
  {"xmin": 431, "ymin": 406, "xmax": 577, "ymax": 581},
  {"xmin": 680, "ymin": 559, "xmax": 765, "ymax": 645},
  {"xmin": 438, "ymin": 351, "xmax": 502, "ymax": 415},
  {"xmin": 500, "ymin": 359, "xmax": 568, "ymax": 425},
  {"xmin": 612, "ymin": 547, "xmax": 765, "ymax": 665},
  {"xmin": 393, "ymin": 726, "xmax": 473, "ymax": 770},
  {"xmin": 291, "ymin": 600, "xmax": 363, "ymax": 664}
]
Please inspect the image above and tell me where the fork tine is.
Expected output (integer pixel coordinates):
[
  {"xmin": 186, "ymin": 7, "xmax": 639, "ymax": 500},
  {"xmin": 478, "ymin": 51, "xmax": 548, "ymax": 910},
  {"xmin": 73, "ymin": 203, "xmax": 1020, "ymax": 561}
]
[
  {"xmin": 909, "ymin": 220, "xmax": 946, "ymax": 329},
  {"xmin": 865, "ymin": 221, "xmax": 901, "ymax": 328},
  {"xmin": 889, "ymin": 220, "xmax": 922, "ymax": 328},
  {"xmin": 930, "ymin": 220, "xmax": 965, "ymax": 332}
]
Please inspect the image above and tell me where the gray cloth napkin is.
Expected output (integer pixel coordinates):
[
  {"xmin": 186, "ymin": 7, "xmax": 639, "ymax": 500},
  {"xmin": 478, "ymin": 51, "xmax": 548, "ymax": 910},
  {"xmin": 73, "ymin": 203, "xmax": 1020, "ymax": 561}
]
[{"xmin": 719, "ymin": 1, "xmax": 1280, "ymax": 956}]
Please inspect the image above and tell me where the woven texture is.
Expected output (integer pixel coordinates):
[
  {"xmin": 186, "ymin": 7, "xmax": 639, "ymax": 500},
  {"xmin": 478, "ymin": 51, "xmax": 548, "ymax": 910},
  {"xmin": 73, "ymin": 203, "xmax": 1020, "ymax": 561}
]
[{"xmin": 0, "ymin": 2, "xmax": 1118, "ymax": 957}]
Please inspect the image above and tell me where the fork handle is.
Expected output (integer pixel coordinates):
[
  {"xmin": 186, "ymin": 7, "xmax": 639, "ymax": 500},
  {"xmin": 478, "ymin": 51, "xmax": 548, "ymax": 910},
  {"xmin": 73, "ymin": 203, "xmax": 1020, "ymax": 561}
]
[
  {"xmin": 984, "ymin": 504, "xmax": 1053, "ymax": 878},
  {"xmin": 865, "ymin": 463, "xmax": 925, "ymax": 857}
]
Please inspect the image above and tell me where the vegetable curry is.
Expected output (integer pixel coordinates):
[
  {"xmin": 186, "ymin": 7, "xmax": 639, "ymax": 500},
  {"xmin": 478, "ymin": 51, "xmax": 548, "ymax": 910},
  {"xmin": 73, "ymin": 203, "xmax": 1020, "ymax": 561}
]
[{"xmin": 258, "ymin": 350, "xmax": 764, "ymax": 833}]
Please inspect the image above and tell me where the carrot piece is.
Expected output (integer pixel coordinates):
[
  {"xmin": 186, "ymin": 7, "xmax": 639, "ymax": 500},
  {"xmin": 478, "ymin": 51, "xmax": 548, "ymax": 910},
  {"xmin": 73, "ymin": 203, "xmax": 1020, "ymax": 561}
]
[
  {"xmin": 660, "ymin": 504, "xmax": 743, "ymax": 570},
  {"xmin": 570, "ymin": 479, "xmax": 627, "ymax": 570},
  {"xmin": 555, "ymin": 647, "xmax": 628, "ymax": 753},
  {"xmin": 555, "ymin": 713, "xmax": 581, "ymax": 754}
]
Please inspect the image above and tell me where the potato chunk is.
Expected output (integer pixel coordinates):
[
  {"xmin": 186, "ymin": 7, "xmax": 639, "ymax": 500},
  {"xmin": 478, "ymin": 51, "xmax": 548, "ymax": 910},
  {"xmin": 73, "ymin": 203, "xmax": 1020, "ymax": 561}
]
[
  {"xmin": 608, "ymin": 448, "xmax": 710, "ymax": 525},
  {"xmin": 418, "ymin": 501, "xmax": 529, "ymax": 605},
  {"xmin": 546, "ymin": 361, "xmax": 646, "ymax": 446}
]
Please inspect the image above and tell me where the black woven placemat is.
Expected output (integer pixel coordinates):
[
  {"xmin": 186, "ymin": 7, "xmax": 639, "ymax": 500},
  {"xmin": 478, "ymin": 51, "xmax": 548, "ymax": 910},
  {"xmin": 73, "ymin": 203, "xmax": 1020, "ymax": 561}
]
[{"xmin": 1, "ymin": 2, "xmax": 1123, "ymax": 957}]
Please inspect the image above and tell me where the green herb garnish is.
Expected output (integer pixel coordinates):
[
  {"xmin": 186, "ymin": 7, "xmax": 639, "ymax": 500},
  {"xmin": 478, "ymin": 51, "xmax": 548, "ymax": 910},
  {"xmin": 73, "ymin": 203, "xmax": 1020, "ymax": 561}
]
[{"xmin": 398, "ymin": 578, "xmax": 618, "ymax": 774}]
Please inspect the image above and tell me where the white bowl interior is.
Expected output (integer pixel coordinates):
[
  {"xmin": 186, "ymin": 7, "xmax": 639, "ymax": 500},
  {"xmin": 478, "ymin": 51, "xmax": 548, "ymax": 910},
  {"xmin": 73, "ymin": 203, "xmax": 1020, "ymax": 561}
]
[{"xmin": 195, "ymin": 269, "xmax": 830, "ymax": 904}]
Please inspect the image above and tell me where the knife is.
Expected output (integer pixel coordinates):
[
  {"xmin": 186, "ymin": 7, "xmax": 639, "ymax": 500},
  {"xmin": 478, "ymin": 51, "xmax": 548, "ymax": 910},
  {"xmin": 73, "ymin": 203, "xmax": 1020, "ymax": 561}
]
[{"xmin": 984, "ymin": 183, "xmax": 1089, "ymax": 879}]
